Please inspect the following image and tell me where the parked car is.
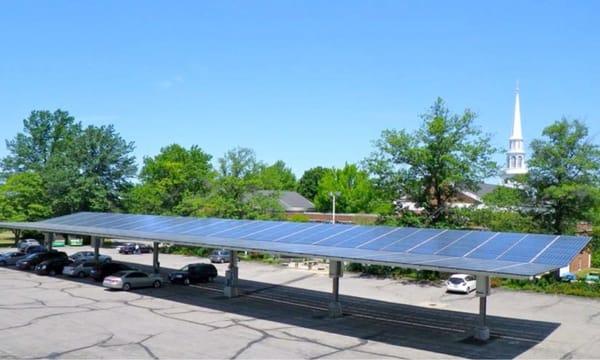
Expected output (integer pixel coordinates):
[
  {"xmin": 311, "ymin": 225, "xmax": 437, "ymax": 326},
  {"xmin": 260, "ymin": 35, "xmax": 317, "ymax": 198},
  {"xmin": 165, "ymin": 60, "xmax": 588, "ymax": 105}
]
[
  {"xmin": 118, "ymin": 243, "xmax": 153, "ymax": 254},
  {"xmin": 17, "ymin": 238, "xmax": 40, "ymax": 251},
  {"xmin": 103, "ymin": 270, "xmax": 163, "ymax": 291},
  {"xmin": 35, "ymin": 258, "xmax": 72, "ymax": 276},
  {"xmin": 585, "ymin": 273, "xmax": 600, "ymax": 284},
  {"xmin": 209, "ymin": 249, "xmax": 231, "ymax": 263},
  {"xmin": 63, "ymin": 260, "xmax": 97, "ymax": 278},
  {"xmin": 169, "ymin": 263, "xmax": 218, "ymax": 285},
  {"xmin": 69, "ymin": 251, "xmax": 112, "ymax": 263},
  {"xmin": 0, "ymin": 251, "xmax": 27, "ymax": 266},
  {"xmin": 24, "ymin": 245, "xmax": 46, "ymax": 254},
  {"xmin": 560, "ymin": 272, "xmax": 577, "ymax": 282},
  {"xmin": 446, "ymin": 274, "xmax": 477, "ymax": 294},
  {"xmin": 16, "ymin": 251, "xmax": 67, "ymax": 271},
  {"xmin": 90, "ymin": 262, "xmax": 137, "ymax": 282}
]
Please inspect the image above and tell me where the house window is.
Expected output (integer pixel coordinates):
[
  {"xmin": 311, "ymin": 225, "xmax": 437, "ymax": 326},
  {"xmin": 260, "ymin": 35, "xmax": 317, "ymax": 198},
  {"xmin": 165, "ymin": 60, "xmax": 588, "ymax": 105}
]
[
  {"xmin": 517, "ymin": 156, "xmax": 523, "ymax": 168},
  {"xmin": 510, "ymin": 156, "xmax": 516, "ymax": 168}
]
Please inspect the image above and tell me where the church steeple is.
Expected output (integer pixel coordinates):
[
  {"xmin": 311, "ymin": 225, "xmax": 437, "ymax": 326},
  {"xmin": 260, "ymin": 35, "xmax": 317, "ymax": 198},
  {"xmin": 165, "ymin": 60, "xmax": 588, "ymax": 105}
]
[{"xmin": 505, "ymin": 82, "xmax": 527, "ymax": 177}]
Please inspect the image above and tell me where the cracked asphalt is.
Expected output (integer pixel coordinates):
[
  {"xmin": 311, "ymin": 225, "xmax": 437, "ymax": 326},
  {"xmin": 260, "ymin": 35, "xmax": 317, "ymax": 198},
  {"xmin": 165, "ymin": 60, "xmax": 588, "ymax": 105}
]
[{"xmin": 1, "ymin": 246, "xmax": 600, "ymax": 359}]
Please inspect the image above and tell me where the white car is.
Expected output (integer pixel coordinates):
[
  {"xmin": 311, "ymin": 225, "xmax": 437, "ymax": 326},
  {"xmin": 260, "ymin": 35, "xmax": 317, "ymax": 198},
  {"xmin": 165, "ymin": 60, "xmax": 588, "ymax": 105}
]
[{"xmin": 446, "ymin": 274, "xmax": 476, "ymax": 294}]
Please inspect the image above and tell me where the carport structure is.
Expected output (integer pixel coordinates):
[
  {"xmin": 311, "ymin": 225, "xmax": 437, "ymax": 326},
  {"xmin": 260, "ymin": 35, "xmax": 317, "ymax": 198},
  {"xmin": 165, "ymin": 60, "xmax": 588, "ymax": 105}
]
[{"xmin": 0, "ymin": 212, "xmax": 591, "ymax": 341}]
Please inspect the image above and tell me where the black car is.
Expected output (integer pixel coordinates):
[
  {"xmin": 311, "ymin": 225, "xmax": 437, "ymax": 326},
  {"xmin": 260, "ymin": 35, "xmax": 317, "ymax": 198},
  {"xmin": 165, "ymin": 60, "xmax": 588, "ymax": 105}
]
[
  {"xmin": 90, "ymin": 262, "xmax": 137, "ymax": 282},
  {"xmin": 16, "ymin": 251, "xmax": 67, "ymax": 270},
  {"xmin": 169, "ymin": 263, "xmax": 218, "ymax": 285},
  {"xmin": 118, "ymin": 243, "xmax": 152, "ymax": 254},
  {"xmin": 24, "ymin": 245, "xmax": 46, "ymax": 254},
  {"xmin": 35, "ymin": 258, "xmax": 73, "ymax": 276}
]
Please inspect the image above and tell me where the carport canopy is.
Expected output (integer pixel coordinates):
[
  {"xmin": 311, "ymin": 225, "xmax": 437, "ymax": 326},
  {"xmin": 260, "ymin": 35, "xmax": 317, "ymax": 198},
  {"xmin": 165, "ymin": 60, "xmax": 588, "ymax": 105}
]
[{"xmin": 0, "ymin": 212, "xmax": 590, "ymax": 279}]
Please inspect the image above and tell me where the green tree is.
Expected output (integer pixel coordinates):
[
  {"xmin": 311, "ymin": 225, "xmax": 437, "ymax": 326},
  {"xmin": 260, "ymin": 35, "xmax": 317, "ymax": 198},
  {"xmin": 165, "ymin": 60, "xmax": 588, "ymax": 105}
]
[
  {"xmin": 179, "ymin": 147, "xmax": 283, "ymax": 219},
  {"xmin": 256, "ymin": 160, "xmax": 297, "ymax": 190},
  {"xmin": 524, "ymin": 119, "xmax": 600, "ymax": 234},
  {"xmin": 2, "ymin": 110, "xmax": 80, "ymax": 175},
  {"xmin": 365, "ymin": 98, "xmax": 498, "ymax": 223},
  {"xmin": 2, "ymin": 111, "xmax": 137, "ymax": 215},
  {"xmin": 0, "ymin": 172, "xmax": 51, "ymax": 241},
  {"xmin": 45, "ymin": 125, "xmax": 137, "ymax": 214},
  {"xmin": 127, "ymin": 144, "xmax": 214, "ymax": 214},
  {"xmin": 482, "ymin": 186, "xmax": 525, "ymax": 208},
  {"xmin": 314, "ymin": 164, "xmax": 380, "ymax": 213},
  {"xmin": 297, "ymin": 166, "xmax": 330, "ymax": 202}
]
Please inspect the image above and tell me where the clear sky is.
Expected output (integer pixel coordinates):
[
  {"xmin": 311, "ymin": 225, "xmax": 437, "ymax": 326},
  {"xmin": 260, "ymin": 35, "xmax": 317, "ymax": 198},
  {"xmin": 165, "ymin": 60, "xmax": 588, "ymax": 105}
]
[{"xmin": 0, "ymin": 1, "xmax": 598, "ymax": 178}]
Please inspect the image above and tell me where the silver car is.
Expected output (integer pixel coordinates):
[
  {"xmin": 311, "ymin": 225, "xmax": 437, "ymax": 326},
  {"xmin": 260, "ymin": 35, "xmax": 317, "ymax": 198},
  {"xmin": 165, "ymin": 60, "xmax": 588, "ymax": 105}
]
[
  {"xmin": 103, "ymin": 270, "xmax": 164, "ymax": 291},
  {"xmin": 70, "ymin": 251, "xmax": 112, "ymax": 263},
  {"xmin": 63, "ymin": 260, "xmax": 97, "ymax": 278},
  {"xmin": 0, "ymin": 252, "xmax": 27, "ymax": 266}
]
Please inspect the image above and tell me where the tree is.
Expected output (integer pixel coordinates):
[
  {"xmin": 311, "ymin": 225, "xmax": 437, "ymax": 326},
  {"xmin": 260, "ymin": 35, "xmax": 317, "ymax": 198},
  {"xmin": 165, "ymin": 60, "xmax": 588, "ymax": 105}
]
[
  {"xmin": 2, "ymin": 110, "xmax": 80, "ymax": 175},
  {"xmin": 314, "ymin": 164, "xmax": 381, "ymax": 213},
  {"xmin": 127, "ymin": 144, "xmax": 214, "ymax": 214},
  {"xmin": 44, "ymin": 124, "xmax": 137, "ymax": 214},
  {"xmin": 482, "ymin": 186, "xmax": 525, "ymax": 208},
  {"xmin": 0, "ymin": 172, "xmax": 51, "ymax": 241},
  {"xmin": 177, "ymin": 147, "xmax": 283, "ymax": 219},
  {"xmin": 524, "ymin": 119, "xmax": 600, "ymax": 234},
  {"xmin": 297, "ymin": 166, "xmax": 330, "ymax": 202},
  {"xmin": 256, "ymin": 160, "xmax": 297, "ymax": 190},
  {"xmin": 365, "ymin": 98, "xmax": 498, "ymax": 223}
]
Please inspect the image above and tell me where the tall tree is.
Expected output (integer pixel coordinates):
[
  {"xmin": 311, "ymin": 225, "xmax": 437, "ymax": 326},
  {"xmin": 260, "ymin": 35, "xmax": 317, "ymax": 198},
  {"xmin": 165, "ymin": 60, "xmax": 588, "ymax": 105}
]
[
  {"xmin": 314, "ymin": 164, "xmax": 379, "ymax": 213},
  {"xmin": 365, "ymin": 98, "xmax": 497, "ymax": 223},
  {"xmin": 2, "ymin": 110, "xmax": 79, "ymax": 175},
  {"xmin": 45, "ymin": 124, "xmax": 137, "ymax": 214},
  {"xmin": 127, "ymin": 144, "xmax": 214, "ymax": 214},
  {"xmin": 297, "ymin": 166, "xmax": 330, "ymax": 202},
  {"xmin": 524, "ymin": 119, "xmax": 600, "ymax": 234},
  {"xmin": 256, "ymin": 160, "xmax": 297, "ymax": 190},
  {"xmin": 218, "ymin": 147, "xmax": 263, "ymax": 180},
  {"xmin": 0, "ymin": 172, "xmax": 51, "ymax": 241}
]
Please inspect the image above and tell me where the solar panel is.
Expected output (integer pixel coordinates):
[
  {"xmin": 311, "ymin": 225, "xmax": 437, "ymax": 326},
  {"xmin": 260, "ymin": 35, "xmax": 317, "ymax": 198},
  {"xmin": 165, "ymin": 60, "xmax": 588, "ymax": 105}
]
[{"xmin": 1, "ymin": 212, "xmax": 591, "ymax": 278}]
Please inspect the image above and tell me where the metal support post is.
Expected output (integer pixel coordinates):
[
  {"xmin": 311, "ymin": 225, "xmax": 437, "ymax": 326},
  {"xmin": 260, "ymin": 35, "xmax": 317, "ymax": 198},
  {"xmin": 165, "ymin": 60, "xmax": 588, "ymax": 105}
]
[
  {"xmin": 153, "ymin": 242, "xmax": 160, "ymax": 274},
  {"xmin": 46, "ymin": 233, "xmax": 54, "ymax": 251},
  {"xmin": 224, "ymin": 250, "xmax": 239, "ymax": 298},
  {"xmin": 328, "ymin": 260, "xmax": 343, "ymax": 318},
  {"xmin": 93, "ymin": 237, "xmax": 100, "ymax": 264},
  {"xmin": 474, "ymin": 275, "xmax": 491, "ymax": 341}
]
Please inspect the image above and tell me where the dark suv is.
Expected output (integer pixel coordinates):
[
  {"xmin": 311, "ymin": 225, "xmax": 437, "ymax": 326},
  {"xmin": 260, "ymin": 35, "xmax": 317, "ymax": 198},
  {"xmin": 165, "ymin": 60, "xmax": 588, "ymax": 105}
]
[
  {"xmin": 90, "ymin": 262, "xmax": 137, "ymax": 282},
  {"xmin": 16, "ymin": 251, "xmax": 68, "ymax": 270},
  {"xmin": 169, "ymin": 263, "xmax": 218, "ymax": 285},
  {"xmin": 35, "ymin": 258, "xmax": 72, "ymax": 276}
]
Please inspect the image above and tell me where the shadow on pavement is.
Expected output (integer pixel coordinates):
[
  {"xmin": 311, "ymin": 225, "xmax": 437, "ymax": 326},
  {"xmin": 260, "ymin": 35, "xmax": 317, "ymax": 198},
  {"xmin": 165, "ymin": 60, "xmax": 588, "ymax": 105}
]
[{"xmin": 8, "ymin": 259, "xmax": 560, "ymax": 359}]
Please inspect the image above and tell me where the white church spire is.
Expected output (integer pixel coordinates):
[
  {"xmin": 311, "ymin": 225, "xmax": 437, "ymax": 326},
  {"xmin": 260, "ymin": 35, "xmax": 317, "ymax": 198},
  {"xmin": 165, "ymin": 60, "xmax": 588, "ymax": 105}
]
[
  {"xmin": 511, "ymin": 82, "xmax": 522, "ymax": 140},
  {"xmin": 505, "ymin": 82, "xmax": 527, "ymax": 177}
]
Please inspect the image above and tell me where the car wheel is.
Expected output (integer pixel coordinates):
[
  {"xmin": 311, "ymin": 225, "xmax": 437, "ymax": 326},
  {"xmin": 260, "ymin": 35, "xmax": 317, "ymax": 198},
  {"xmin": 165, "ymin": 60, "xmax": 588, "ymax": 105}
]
[
  {"xmin": 123, "ymin": 283, "xmax": 131, "ymax": 291},
  {"xmin": 153, "ymin": 280, "xmax": 162, "ymax": 288},
  {"xmin": 49, "ymin": 269, "xmax": 56, "ymax": 276},
  {"xmin": 183, "ymin": 278, "xmax": 190, "ymax": 286},
  {"xmin": 0, "ymin": 260, "xmax": 6, "ymax": 266},
  {"xmin": 78, "ymin": 271, "xmax": 86, "ymax": 278}
]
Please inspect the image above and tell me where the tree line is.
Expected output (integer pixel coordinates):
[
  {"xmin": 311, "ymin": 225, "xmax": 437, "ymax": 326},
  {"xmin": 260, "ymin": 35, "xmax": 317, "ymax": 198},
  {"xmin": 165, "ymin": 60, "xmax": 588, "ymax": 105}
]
[{"xmin": 1, "ymin": 99, "xmax": 599, "ymax": 241}]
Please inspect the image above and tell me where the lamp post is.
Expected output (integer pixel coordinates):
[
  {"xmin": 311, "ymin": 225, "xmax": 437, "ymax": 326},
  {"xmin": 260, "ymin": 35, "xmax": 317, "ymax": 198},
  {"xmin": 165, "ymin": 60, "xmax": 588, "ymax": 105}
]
[{"xmin": 329, "ymin": 191, "xmax": 341, "ymax": 224}]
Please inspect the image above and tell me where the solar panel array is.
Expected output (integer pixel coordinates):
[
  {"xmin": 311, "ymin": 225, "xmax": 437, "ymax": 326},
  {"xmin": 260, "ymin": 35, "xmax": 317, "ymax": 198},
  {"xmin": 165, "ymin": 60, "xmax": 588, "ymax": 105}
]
[{"xmin": 0, "ymin": 212, "xmax": 590, "ymax": 278}]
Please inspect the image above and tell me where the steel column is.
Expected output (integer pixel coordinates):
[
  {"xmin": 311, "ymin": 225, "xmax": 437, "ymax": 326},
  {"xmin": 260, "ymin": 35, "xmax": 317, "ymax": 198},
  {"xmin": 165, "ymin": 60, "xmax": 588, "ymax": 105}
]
[
  {"xmin": 328, "ymin": 260, "xmax": 343, "ymax": 317},
  {"xmin": 153, "ymin": 242, "xmax": 160, "ymax": 273},
  {"xmin": 474, "ymin": 275, "xmax": 491, "ymax": 341},
  {"xmin": 93, "ymin": 236, "xmax": 100, "ymax": 264},
  {"xmin": 224, "ymin": 250, "xmax": 239, "ymax": 298}
]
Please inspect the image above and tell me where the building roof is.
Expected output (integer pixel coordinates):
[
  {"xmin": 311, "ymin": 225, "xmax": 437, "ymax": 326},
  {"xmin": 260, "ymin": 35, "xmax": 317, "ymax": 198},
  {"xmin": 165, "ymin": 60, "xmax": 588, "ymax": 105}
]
[
  {"xmin": 257, "ymin": 190, "xmax": 315, "ymax": 212},
  {"xmin": 0, "ymin": 212, "xmax": 591, "ymax": 279}
]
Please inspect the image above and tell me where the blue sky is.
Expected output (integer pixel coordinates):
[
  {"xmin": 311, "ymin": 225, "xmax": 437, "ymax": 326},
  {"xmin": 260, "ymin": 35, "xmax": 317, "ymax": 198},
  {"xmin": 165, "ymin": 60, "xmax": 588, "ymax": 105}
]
[{"xmin": 0, "ymin": 1, "xmax": 598, "ymax": 179}]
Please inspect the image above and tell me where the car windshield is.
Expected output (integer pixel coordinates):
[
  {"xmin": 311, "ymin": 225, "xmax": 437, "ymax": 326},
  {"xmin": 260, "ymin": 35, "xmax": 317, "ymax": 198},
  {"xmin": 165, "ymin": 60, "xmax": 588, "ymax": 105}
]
[
  {"xmin": 449, "ymin": 277, "xmax": 465, "ymax": 285},
  {"xmin": 180, "ymin": 266, "xmax": 188, "ymax": 271}
]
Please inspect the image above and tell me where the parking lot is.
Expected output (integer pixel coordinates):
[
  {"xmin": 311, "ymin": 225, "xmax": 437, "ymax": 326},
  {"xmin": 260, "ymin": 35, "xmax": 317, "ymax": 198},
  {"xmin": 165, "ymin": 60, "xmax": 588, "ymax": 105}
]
[{"xmin": 1, "ymin": 246, "xmax": 600, "ymax": 359}]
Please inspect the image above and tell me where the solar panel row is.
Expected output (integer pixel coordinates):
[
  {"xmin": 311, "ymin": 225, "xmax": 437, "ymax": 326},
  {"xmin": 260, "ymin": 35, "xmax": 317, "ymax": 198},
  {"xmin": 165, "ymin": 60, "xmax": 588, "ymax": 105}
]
[{"xmin": 33, "ymin": 212, "xmax": 589, "ymax": 273}]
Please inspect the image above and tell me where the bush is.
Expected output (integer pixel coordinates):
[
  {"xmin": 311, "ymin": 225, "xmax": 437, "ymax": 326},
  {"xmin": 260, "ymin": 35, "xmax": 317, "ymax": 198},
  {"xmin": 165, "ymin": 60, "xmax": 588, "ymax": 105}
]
[{"xmin": 160, "ymin": 245, "xmax": 212, "ymax": 257}]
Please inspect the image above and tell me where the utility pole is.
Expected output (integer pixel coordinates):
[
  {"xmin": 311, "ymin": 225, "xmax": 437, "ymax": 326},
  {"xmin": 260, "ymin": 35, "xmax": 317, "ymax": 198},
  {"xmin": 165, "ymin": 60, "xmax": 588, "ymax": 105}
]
[{"xmin": 329, "ymin": 191, "xmax": 341, "ymax": 224}]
